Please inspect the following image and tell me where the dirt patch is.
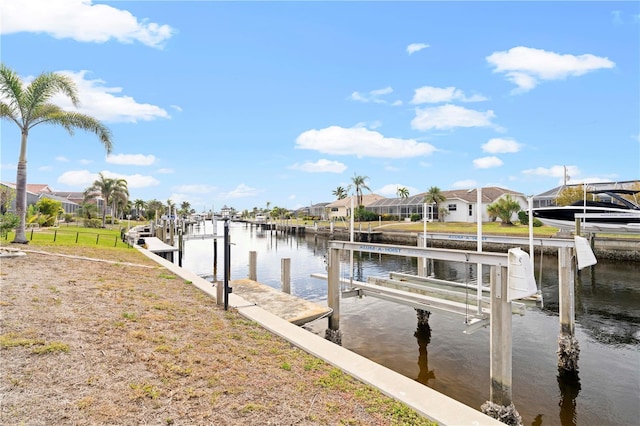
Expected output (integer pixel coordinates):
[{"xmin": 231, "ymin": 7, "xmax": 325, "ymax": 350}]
[{"xmin": 0, "ymin": 245, "xmax": 433, "ymax": 425}]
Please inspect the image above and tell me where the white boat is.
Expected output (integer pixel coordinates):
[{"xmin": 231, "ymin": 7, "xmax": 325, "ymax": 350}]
[{"xmin": 533, "ymin": 189, "xmax": 640, "ymax": 234}]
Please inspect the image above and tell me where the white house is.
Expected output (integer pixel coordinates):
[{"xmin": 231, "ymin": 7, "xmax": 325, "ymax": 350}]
[{"xmin": 326, "ymin": 194, "xmax": 387, "ymax": 219}]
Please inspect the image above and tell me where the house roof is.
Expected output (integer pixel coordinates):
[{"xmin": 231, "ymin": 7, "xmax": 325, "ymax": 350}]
[
  {"xmin": 368, "ymin": 187, "xmax": 524, "ymax": 207},
  {"xmin": 326, "ymin": 194, "xmax": 386, "ymax": 208},
  {"xmin": 441, "ymin": 187, "xmax": 524, "ymax": 204},
  {"xmin": 39, "ymin": 193, "xmax": 79, "ymax": 205}
]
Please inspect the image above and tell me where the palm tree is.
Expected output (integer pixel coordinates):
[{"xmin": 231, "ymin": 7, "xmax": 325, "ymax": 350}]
[
  {"xmin": 350, "ymin": 173, "xmax": 372, "ymax": 207},
  {"xmin": 166, "ymin": 199, "xmax": 176, "ymax": 218},
  {"xmin": 423, "ymin": 186, "xmax": 446, "ymax": 222},
  {"xmin": 133, "ymin": 199, "xmax": 146, "ymax": 219},
  {"xmin": 487, "ymin": 195, "xmax": 521, "ymax": 225},
  {"xmin": 0, "ymin": 65, "xmax": 112, "ymax": 243},
  {"xmin": 85, "ymin": 173, "xmax": 128, "ymax": 227},
  {"xmin": 180, "ymin": 201, "xmax": 191, "ymax": 215},
  {"xmin": 396, "ymin": 186, "xmax": 410, "ymax": 219},
  {"xmin": 332, "ymin": 186, "xmax": 347, "ymax": 200}
]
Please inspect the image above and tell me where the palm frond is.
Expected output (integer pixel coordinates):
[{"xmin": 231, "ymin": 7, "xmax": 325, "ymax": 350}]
[{"xmin": 41, "ymin": 111, "xmax": 113, "ymax": 154}]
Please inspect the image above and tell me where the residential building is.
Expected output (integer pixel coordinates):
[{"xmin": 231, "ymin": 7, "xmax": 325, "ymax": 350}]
[{"xmin": 325, "ymin": 194, "xmax": 386, "ymax": 219}]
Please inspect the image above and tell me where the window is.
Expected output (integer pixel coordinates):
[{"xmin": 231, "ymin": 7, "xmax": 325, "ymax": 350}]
[
  {"xmin": 331, "ymin": 207, "xmax": 339, "ymax": 212},
  {"xmin": 469, "ymin": 205, "xmax": 473, "ymax": 216},
  {"xmin": 448, "ymin": 204, "xmax": 457, "ymax": 211}
]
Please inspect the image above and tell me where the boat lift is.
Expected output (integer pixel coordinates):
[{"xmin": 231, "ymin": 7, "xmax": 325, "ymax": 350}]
[{"xmin": 318, "ymin": 236, "xmax": 596, "ymax": 420}]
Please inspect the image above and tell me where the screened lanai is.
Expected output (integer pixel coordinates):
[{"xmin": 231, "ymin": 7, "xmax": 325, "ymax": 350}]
[{"xmin": 367, "ymin": 193, "xmax": 437, "ymax": 220}]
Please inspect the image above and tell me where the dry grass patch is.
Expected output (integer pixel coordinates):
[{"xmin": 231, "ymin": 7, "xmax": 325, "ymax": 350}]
[{"xmin": 0, "ymin": 245, "xmax": 435, "ymax": 425}]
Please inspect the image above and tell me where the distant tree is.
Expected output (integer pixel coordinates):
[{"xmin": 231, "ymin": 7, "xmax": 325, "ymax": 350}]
[
  {"xmin": 396, "ymin": 187, "xmax": 409, "ymax": 199},
  {"xmin": 0, "ymin": 64, "xmax": 112, "ymax": 243},
  {"xmin": 179, "ymin": 201, "xmax": 191, "ymax": 217},
  {"xmin": 555, "ymin": 185, "xmax": 596, "ymax": 206},
  {"xmin": 0, "ymin": 186, "xmax": 18, "ymax": 236},
  {"xmin": 166, "ymin": 199, "xmax": 175, "ymax": 213},
  {"xmin": 487, "ymin": 195, "xmax": 521, "ymax": 225},
  {"xmin": 332, "ymin": 186, "xmax": 347, "ymax": 200},
  {"xmin": 350, "ymin": 173, "xmax": 372, "ymax": 207},
  {"xmin": 85, "ymin": 173, "xmax": 128, "ymax": 227},
  {"xmin": 0, "ymin": 185, "xmax": 15, "ymax": 215},
  {"xmin": 77, "ymin": 201, "xmax": 98, "ymax": 220},
  {"xmin": 423, "ymin": 186, "xmax": 446, "ymax": 221},
  {"xmin": 133, "ymin": 199, "xmax": 146, "ymax": 219},
  {"xmin": 396, "ymin": 187, "xmax": 410, "ymax": 219},
  {"xmin": 146, "ymin": 199, "xmax": 165, "ymax": 220}
]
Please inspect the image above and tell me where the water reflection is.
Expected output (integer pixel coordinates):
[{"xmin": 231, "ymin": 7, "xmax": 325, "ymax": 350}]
[
  {"xmin": 414, "ymin": 316, "xmax": 435, "ymax": 385},
  {"xmin": 557, "ymin": 370, "xmax": 581, "ymax": 426}
]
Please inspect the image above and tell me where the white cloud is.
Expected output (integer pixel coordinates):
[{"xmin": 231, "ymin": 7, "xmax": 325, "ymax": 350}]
[
  {"xmin": 51, "ymin": 70, "xmax": 170, "ymax": 123},
  {"xmin": 172, "ymin": 184, "xmax": 217, "ymax": 193},
  {"xmin": 106, "ymin": 153, "xmax": 157, "ymax": 166},
  {"xmin": 56, "ymin": 156, "xmax": 70, "ymax": 162},
  {"xmin": 411, "ymin": 104, "xmax": 496, "ymax": 131},
  {"xmin": 411, "ymin": 86, "xmax": 487, "ymax": 104},
  {"xmin": 170, "ymin": 105, "xmax": 183, "ymax": 112},
  {"xmin": 0, "ymin": 0, "xmax": 174, "ymax": 48},
  {"xmin": 349, "ymin": 87, "xmax": 396, "ymax": 104},
  {"xmin": 1, "ymin": 163, "xmax": 16, "ymax": 171},
  {"xmin": 473, "ymin": 156, "xmax": 503, "ymax": 169},
  {"xmin": 482, "ymin": 138, "xmax": 522, "ymax": 154},
  {"xmin": 120, "ymin": 173, "xmax": 161, "ymax": 188},
  {"xmin": 38, "ymin": 165, "xmax": 53, "ymax": 171},
  {"xmin": 79, "ymin": 159, "xmax": 93, "ymax": 165},
  {"xmin": 354, "ymin": 121, "xmax": 382, "ymax": 130},
  {"xmin": 296, "ymin": 126, "xmax": 437, "ymax": 158},
  {"xmin": 56, "ymin": 169, "xmax": 159, "ymax": 189},
  {"xmin": 522, "ymin": 165, "xmax": 580, "ymax": 179},
  {"xmin": 222, "ymin": 184, "xmax": 261, "ymax": 199},
  {"xmin": 289, "ymin": 159, "xmax": 347, "ymax": 173},
  {"xmin": 452, "ymin": 179, "xmax": 478, "ymax": 189},
  {"xmin": 156, "ymin": 168, "xmax": 174, "ymax": 174},
  {"xmin": 56, "ymin": 170, "xmax": 97, "ymax": 188},
  {"xmin": 487, "ymin": 46, "xmax": 615, "ymax": 93},
  {"xmin": 376, "ymin": 184, "xmax": 421, "ymax": 197},
  {"xmin": 407, "ymin": 43, "xmax": 429, "ymax": 55}
]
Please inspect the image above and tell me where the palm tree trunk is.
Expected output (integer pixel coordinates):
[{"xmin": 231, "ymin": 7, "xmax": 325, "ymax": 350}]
[{"xmin": 12, "ymin": 131, "xmax": 29, "ymax": 244}]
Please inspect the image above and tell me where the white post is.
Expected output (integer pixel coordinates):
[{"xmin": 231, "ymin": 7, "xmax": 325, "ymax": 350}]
[
  {"xmin": 281, "ymin": 258, "xmax": 291, "ymax": 294},
  {"xmin": 477, "ymin": 188, "xmax": 483, "ymax": 315},
  {"xmin": 349, "ymin": 196, "xmax": 354, "ymax": 284},
  {"xmin": 249, "ymin": 251, "xmax": 257, "ymax": 281}
]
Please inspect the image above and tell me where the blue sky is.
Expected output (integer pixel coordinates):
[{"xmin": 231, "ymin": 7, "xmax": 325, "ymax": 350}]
[{"xmin": 1, "ymin": 0, "xmax": 639, "ymax": 213}]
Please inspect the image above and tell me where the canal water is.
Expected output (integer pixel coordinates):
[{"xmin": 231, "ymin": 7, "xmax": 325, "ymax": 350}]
[{"xmin": 181, "ymin": 220, "xmax": 639, "ymax": 426}]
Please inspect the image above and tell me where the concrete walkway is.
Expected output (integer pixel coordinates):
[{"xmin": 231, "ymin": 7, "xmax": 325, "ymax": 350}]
[{"xmin": 137, "ymin": 246, "xmax": 504, "ymax": 426}]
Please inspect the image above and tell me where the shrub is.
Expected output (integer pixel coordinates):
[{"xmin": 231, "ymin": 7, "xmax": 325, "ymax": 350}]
[
  {"xmin": 518, "ymin": 211, "xmax": 529, "ymax": 225},
  {"xmin": 84, "ymin": 218, "xmax": 103, "ymax": 228},
  {"xmin": 354, "ymin": 208, "xmax": 378, "ymax": 222},
  {"xmin": 410, "ymin": 213, "xmax": 421, "ymax": 222},
  {"xmin": 0, "ymin": 212, "xmax": 19, "ymax": 237},
  {"xmin": 381, "ymin": 214, "xmax": 399, "ymax": 221}
]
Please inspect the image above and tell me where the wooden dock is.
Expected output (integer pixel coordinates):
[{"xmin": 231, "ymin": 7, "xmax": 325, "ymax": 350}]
[{"xmin": 229, "ymin": 278, "xmax": 331, "ymax": 326}]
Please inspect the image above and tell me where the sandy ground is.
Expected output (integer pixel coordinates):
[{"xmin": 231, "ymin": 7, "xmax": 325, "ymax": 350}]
[{"xmin": 0, "ymin": 245, "xmax": 432, "ymax": 425}]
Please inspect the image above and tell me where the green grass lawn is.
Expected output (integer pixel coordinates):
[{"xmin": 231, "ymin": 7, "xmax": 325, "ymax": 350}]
[{"xmin": 1, "ymin": 225, "xmax": 132, "ymax": 249}]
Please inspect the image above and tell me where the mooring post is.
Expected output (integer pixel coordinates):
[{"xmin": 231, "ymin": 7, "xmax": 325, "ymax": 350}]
[
  {"xmin": 558, "ymin": 246, "xmax": 579, "ymax": 372},
  {"xmin": 281, "ymin": 258, "xmax": 291, "ymax": 294},
  {"xmin": 249, "ymin": 251, "xmax": 257, "ymax": 281},
  {"xmin": 482, "ymin": 265, "xmax": 522, "ymax": 425},
  {"xmin": 223, "ymin": 219, "xmax": 232, "ymax": 310},
  {"xmin": 326, "ymin": 246, "xmax": 342, "ymax": 344}
]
